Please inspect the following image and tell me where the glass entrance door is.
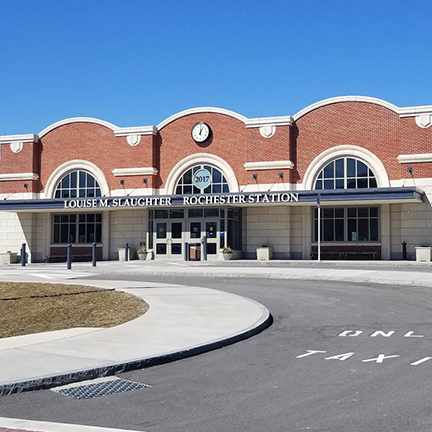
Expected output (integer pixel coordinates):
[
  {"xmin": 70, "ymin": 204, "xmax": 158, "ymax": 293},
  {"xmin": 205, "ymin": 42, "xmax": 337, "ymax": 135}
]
[
  {"xmin": 188, "ymin": 219, "xmax": 219, "ymax": 258},
  {"xmin": 155, "ymin": 221, "xmax": 184, "ymax": 258}
]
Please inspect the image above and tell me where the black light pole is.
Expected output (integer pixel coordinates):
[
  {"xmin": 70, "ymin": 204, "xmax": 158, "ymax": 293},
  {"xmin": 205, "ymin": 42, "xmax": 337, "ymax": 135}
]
[
  {"xmin": 92, "ymin": 242, "xmax": 97, "ymax": 267},
  {"xmin": 317, "ymin": 193, "xmax": 321, "ymax": 262},
  {"xmin": 67, "ymin": 243, "xmax": 72, "ymax": 270},
  {"xmin": 21, "ymin": 243, "xmax": 26, "ymax": 267}
]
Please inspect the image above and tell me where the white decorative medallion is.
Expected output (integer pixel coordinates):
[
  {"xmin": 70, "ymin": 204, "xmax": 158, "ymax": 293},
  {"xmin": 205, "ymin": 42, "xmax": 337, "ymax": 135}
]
[
  {"xmin": 10, "ymin": 142, "xmax": 23, "ymax": 153},
  {"xmin": 415, "ymin": 114, "xmax": 432, "ymax": 128},
  {"xmin": 126, "ymin": 134, "xmax": 141, "ymax": 146},
  {"xmin": 259, "ymin": 125, "xmax": 276, "ymax": 138}
]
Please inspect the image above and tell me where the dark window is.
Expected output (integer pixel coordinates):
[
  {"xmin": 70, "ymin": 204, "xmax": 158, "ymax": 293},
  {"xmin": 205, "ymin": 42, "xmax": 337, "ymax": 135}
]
[
  {"xmin": 53, "ymin": 213, "xmax": 102, "ymax": 244},
  {"xmin": 55, "ymin": 171, "xmax": 101, "ymax": 199},
  {"xmin": 314, "ymin": 158, "xmax": 377, "ymax": 190},
  {"xmin": 314, "ymin": 207, "xmax": 379, "ymax": 242}
]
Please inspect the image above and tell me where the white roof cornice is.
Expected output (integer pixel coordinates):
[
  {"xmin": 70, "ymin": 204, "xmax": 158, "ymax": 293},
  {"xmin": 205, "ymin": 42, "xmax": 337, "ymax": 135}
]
[
  {"xmin": 0, "ymin": 134, "xmax": 38, "ymax": 143},
  {"xmin": 293, "ymin": 96, "xmax": 432, "ymax": 121},
  {"xmin": 293, "ymin": 96, "xmax": 400, "ymax": 121},
  {"xmin": 157, "ymin": 107, "xmax": 248, "ymax": 130},
  {"xmin": 245, "ymin": 116, "xmax": 293, "ymax": 128},
  {"xmin": 38, "ymin": 117, "xmax": 157, "ymax": 138}
]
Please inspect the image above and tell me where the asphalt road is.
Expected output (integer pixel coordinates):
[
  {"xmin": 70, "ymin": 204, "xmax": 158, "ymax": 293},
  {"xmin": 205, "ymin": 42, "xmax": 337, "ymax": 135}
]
[{"xmin": 2, "ymin": 275, "xmax": 432, "ymax": 432}]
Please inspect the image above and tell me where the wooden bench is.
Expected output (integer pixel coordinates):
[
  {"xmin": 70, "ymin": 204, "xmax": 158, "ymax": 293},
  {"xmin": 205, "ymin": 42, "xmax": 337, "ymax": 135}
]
[
  {"xmin": 45, "ymin": 254, "xmax": 94, "ymax": 263},
  {"xmin": 310, "ymin": 251, "xmax": 378, "ymax": 260}
]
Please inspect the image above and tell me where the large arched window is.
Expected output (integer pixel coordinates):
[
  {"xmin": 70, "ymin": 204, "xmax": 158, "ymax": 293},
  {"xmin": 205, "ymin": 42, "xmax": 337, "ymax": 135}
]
[
  {"xmin": 52, "ymin": 170, "xmax": 102, "ymax": 244},
  {"xmin": 54, "ymin": 170, "xmax": 101, "ymax": 199},
  {"xmin": 314, "ymin": 157, "xmax": 377, "ymax": 190},
  {"xmin": 175, "ymin": 165, "xmax": 229, "ymax": 194}
]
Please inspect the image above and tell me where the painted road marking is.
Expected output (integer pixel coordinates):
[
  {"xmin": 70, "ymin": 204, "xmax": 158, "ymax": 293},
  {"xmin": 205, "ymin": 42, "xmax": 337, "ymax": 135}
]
[
  {"xmin": 296, "ymin": 329, "xmax": 430, "ymax": 366},
  {"xmin": 30, "ymin": 273, "xmax": 55, "ymax": 279},
  {"xmin": 338, "ymin": 330, "xmax": 424, "ymax": 338}
]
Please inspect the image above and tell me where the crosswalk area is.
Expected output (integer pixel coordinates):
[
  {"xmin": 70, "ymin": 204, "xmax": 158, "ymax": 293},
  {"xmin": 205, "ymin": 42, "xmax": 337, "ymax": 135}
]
[{"xmin": 0, "ymin": 266, "xmax": 96, "ymax": 282}]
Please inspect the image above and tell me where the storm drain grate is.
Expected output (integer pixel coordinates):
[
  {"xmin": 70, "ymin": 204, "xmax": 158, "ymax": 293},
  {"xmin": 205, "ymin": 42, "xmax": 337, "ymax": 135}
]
[{"xmin": 52, "ymin": 377, "xmax": 151, "ymax": 399}]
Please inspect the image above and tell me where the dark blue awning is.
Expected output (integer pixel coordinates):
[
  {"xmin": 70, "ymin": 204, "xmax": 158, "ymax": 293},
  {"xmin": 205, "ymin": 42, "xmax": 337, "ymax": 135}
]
[{"xmin": 0, "ymin": 187, "xmax": 424, "ymax": 212}]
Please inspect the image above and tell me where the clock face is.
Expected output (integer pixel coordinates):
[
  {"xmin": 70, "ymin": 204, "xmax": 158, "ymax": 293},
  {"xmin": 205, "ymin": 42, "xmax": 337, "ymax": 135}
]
[{"xmin": 191, "ymin": 122, "xmax": 211, "ymax": 143}]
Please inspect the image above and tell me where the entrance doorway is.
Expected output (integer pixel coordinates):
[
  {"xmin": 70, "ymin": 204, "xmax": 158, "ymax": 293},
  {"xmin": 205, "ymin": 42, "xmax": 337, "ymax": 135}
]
[
  {"xmin": 148, "ymin": 207, "xmax": 241, "ymax": 260},
  {"xmin": 154, "ymin": 220, "xmax": 184, "ymax": 258}
]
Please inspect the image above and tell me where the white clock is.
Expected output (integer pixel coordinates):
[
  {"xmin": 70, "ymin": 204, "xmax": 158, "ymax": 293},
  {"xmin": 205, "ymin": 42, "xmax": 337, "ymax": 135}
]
[{"xmin": 191, "ymin": 122, "xmax": 211, "ymax": 143}]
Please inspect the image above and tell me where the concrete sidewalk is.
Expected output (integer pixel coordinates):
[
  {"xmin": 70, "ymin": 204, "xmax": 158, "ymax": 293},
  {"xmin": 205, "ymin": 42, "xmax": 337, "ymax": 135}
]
[{"xmin": 0, "ymin": 276, "xmax": 270, "ymax": 395}]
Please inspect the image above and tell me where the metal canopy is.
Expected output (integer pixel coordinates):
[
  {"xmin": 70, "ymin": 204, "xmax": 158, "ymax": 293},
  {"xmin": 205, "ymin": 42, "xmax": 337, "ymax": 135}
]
[{"xmin": 0, "ymin": 187, "xmax": 424, "ymax": 212}]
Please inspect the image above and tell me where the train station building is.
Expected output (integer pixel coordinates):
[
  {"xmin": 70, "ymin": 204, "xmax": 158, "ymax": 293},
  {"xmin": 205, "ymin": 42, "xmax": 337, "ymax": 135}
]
[{"xmin": 0, "ymin": 96, "xmax": 431, "ymax": 262}]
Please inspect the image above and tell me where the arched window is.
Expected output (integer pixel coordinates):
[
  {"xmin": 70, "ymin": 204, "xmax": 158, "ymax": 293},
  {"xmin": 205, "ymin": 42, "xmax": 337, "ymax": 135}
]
[
  {"xmin": 54, "ymin": 170, "xmax": 101, "ymax": 199},
  {"xmin": 314, "ymin": 157, "xmax": 377, "ymax": 190},
  {"xmin": 175, "ymin": 165, "xmax": 229, "ymax": 194}
]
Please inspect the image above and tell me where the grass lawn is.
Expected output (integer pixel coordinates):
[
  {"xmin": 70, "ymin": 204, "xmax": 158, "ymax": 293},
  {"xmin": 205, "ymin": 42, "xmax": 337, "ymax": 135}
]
[{"xmin": 0, "ymin": 282, "xmax": 148, "ymax": 339}]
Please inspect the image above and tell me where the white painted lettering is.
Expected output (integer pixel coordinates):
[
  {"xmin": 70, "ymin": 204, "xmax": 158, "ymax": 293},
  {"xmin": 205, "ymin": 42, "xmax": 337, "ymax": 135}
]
[
  {"xmin": 262, "ymin": 194, "xmax": 270, "ymax": 203},
  {"xmin": 339, "ymin": 330, "xmax": 363, "ymax": 337},
  {"xmin": 325, "ymin": 352, "xmax": 355, "ymax": 361},
  {"xmin": 411, "ymin": 357, "xmax": 432, "ymax": 366},
  {"xmin": 183, "ymin": 197, "xmax": 190, "ymax": 205},
  {"xmin": 112, "ymin": 199, "xmax": 120, "ymax": 207},
  {"xmin": 165, "ymin": 197, "xmax": 172, "ymax": 205},
  {"xmin": 239, "ymin": 194, "xmax": 246, "ymax": 204},
  {"xmin": 290, "ymin": 193, "xmax": 299, "ymax": 202},
  {"xmin": 404, "ymin": 331, "xmax": 424, "ymax": 338},
  {"xmin": 361, "ymin": 354, "xmax": 399, "ymax": 363},
  {"xmin": 296, "ymin": 350, "xmax": 327, "ymax": 358},
  {"xmin": 370, "ymin": 331, "xmax": 395, "ymax": 338},
  {"xmin": 248, "ymin": 195, "xmax": 255, "ymax": 203}
]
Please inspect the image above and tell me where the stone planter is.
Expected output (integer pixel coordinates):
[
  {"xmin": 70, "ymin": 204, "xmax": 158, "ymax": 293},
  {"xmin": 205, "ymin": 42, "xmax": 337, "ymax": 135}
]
[
  {"xmin": 137, "ymin": 253, "xmax": 147, "ymax": 260},
  {"xmin": 1, "ymin": 252, "xmax": 17, "ymax": 265},
  {"xmin": 257, "ymin": 247, "xmax": 273, "ymax": 261},
  {"xmin": 222, "ymin": 253, "xmax": 233, "ymax": 260},
  {"xmin": 415, "ymin": 246, "xmax": 431, "ymax": 262},
  {"xmin": 118, "ymin": 247, "xmax": 132, "ymax": 261}
]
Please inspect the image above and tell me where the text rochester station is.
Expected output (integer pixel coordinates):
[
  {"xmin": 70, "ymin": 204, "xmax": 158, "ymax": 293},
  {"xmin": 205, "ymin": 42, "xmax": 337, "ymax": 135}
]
[{"xmin": 63, "ymin": 192, "xmax": 300, "ymax": 209}]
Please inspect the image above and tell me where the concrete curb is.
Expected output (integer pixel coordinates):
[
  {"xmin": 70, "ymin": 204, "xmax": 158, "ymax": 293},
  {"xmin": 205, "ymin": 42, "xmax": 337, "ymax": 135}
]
[
  {"xmin": 0, "ymin": 300, "xmax": 271, "ymax": 396},
  {"xmin": 90, "ymin": 268, "xmax": 432, "ymax": 288}
]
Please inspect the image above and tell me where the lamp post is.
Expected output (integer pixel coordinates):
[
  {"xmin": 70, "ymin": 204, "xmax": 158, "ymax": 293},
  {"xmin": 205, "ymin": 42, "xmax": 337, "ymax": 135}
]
[{"xmin": 317, "ymin": 193, "xmax": 321, "ymax": 262}]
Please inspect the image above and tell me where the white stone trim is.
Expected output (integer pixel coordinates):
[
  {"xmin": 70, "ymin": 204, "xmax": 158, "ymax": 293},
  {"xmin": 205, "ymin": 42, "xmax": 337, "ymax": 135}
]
[
  {"xmin": 302, "ymin": 145, "xmax": 390, "ymax": 190},
  {"xmin": 245, "ymin": 116, "xmax": 293, "ymax": 128},
  {"xmin": 244, "ymin": 160, "xmax": 294, "ymax": 170},
  {"xmin": 397, "ymin": 153, "xmax": 432, "ymax": 163},
  {"xmin": 164, "ymin": 153, "xmax": 239, "ymax": 194},
  {"xmin": 38, "ymin": 117, "xmax": 157, "ymax": 138},
  {"xmin": 44, "ymin": 160, "xmax": 109, "ymax": 198},
  {"xmin": 114, "ymin": 126, "xmax": 157, "ymax": 137},
  {"xmin": 112, "ymin": 167, "xmax": 158, "ymax": 176},
  {"xmin": 399, "ymin": 106, "xmax": 432, "ymax": 118},
  {"xmin": 10, "ymin": 142, "xmax": 23, "ymax": 153},
  {"xmin": 0, "ymin": 134, "xmax": 38, "ymax": 143},
  {"xmin": 0, "ymin": 173, "xmax": 39, "ymax": 181},
  {"xmin": 293, "ymin": 96, "xmax": 400, "ymax": 121},
  {"xmin": 39, "ymin": 117, "xmax": 119, "ymax": 137},
  {"xmin": 293, "ymin": 95, "xmax": 432, "ymax": 121},
  {"xmin": 157, "ymin": 107, "xmax": 248, "ymax": 130},
  {"xmin": 415, "ymin": 114, "xmax": 432, "ymax": 128}
]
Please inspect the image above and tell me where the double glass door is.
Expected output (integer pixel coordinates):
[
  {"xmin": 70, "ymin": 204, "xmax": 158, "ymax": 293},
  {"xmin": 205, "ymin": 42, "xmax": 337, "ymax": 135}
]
[
  {"xmin": 155, "ymin": 221, "xmax": 184, "ymax": 258},
  {"xmin": 150, "ymin": 207, "xmax": 234, "ymax": 260},
  {"xmin": 189, "ymin": 220, "xmax": 219, "ymax": 256}
]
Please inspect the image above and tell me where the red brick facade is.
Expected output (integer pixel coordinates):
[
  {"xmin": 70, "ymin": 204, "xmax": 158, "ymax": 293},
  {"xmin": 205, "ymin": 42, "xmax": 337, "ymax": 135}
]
[{"xmin": 2, "ymin": 98, "xmax": 432, "ymax": 196}]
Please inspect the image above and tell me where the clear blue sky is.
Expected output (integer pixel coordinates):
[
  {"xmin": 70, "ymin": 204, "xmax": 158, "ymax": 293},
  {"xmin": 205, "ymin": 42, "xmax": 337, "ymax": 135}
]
[{"xmin": 1, "ymin": 0, "xmax": 432, "ymax": 134}]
